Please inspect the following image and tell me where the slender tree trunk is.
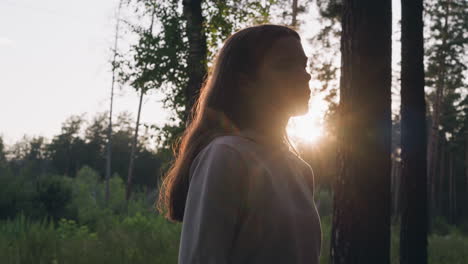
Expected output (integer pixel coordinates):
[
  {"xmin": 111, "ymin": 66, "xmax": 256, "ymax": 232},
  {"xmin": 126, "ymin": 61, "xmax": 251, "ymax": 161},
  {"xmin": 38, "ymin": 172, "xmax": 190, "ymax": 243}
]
[
  {"xmin": 125, "ymin": 5, "xmax": 156, "ymax": 202},
  {"xmin": 126, "ymin": 88, "xmax": 144, "ymax": 202},
  {"xmin": 106, "ymin": 0, "xmax": 124, "ymax": 205},
  {"xmin": 331, "ymin": 1, "xmax": 392, "ymax": 263},
  {"xmin": 437, "ymin": 139, "xmax": 446, "ymax": 216},
  {"xmin": 391, "ymin": 157, "xmax": 401, "ymax": 220},
  {"xmin": 291, "ymin": 0, "xmax": 298, "ymax": 27},
  {"xmin": 399, "ymin": 0, "xmax": 428, "ymax": 263},
  {"xmin": 453, "ymin": 154, "xmax": 457, "ymax": 224},
  {"xmin": 395, "ymin": 161, "xmax": 402, "ymax": 218},
  {"xmin": 391, "ymin": 158, "xmax": 396, "ymax": 216},
  {"xmin": 449, "ymin": 151, "xmax": 453, "ymax": 223},
  {"xmin": 182, "ymin": 0, "xmax": 207, "ymax": 125},
  {"xmin": 466, "ymin": 131, "xmax": 468, "ymax": 219}
]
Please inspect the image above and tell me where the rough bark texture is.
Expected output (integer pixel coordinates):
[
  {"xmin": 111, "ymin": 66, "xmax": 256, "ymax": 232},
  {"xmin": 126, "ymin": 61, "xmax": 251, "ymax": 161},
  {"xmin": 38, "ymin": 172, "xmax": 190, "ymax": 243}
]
[
  {"xmin": 399, "ymin": 0, "xmax": 428, "ymax": 263},
  {"xmin": 331, "ymin": 1, "xmax": 392, "ymax": 263},
  {"xmin": 183, "ymin": 0, "xmax": 207, "ymax": 125}
]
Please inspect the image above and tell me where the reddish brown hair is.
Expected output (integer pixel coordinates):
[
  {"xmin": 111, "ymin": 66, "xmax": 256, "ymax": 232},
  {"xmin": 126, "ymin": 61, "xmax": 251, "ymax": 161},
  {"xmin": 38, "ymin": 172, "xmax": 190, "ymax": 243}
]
[{"xmin": 156, "ymin": 24, "xmax": 300, "ymax": 222}]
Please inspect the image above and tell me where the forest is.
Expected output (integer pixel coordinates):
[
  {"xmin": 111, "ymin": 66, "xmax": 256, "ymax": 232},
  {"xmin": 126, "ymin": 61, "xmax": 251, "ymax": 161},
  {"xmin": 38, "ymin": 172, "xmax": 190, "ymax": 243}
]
[{"xmin": 0, "ymin": 0, "xmax": 467, "ymax": 263}]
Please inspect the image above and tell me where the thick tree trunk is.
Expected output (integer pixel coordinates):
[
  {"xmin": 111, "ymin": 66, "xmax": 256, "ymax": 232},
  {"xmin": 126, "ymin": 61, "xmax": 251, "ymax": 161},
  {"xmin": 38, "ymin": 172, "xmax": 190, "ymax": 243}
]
[
  {"xmin": 182, "ymin": 0, "xmax": 207, "ymax": 125},
  {"xmin": 399, "ymin": 0, "xmax": 428, "ymax": 263},
  {"xmin": 331, "ymin": 1, "xmax": 392, "ymax": 263}
]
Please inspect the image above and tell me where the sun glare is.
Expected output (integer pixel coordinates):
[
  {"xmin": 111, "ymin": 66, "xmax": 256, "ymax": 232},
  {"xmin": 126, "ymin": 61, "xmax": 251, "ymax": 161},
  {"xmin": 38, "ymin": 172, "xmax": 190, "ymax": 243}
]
[{"xmin": 287, "ymin": 95, "xmax": 328, "ymax": 144}]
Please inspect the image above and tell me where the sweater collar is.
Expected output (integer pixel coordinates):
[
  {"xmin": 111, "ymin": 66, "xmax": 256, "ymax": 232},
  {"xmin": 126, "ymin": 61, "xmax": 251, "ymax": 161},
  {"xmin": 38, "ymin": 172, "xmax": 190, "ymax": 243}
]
[{"xmin": 235, "ymin": 128, "xmax": 290, "ymax": 152}]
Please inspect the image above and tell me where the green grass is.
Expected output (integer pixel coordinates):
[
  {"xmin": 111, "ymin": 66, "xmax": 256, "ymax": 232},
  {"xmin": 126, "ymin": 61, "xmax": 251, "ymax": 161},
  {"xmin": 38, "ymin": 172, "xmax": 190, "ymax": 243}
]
[
  {"xmin": 0, "ymin": 213, "xmax": 181, "ymax": 264},
  {"xmin": 1, "ymin": 213, "xmax": 467, "ymax": 264}
]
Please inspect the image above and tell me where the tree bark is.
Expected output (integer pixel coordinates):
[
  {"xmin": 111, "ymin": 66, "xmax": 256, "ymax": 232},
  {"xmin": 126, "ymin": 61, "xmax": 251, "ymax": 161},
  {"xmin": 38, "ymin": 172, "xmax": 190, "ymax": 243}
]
[
  {"xmin": 183, "ymin": 0, "xmax": 207, "ymax": 125},
  {"xmin": 331, "ymin": 1, "xmax": 392, "ymax": 263},
  {"xmin": 399, "ymin": 0, "xmax": 428, "ymax": 263}
]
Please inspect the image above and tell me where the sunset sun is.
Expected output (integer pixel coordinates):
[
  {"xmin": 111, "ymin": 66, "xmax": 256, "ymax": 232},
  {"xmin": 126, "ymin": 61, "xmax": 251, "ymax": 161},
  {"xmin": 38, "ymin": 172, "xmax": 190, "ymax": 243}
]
[{"xmin": 287, "ymin": 95, "xmax": 328, "ymax": 144}]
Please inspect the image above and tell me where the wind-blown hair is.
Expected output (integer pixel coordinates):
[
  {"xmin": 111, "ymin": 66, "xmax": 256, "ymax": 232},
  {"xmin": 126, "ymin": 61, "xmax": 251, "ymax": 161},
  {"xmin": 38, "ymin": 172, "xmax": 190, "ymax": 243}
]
[{"xmin": 156, "ymin": 24, "xmax": 300, "ymax": 222}]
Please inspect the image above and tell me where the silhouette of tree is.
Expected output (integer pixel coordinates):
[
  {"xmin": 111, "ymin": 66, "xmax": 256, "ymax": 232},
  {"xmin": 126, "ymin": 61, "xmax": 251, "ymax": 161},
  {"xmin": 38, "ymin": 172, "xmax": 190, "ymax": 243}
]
[{"xmin": 331, "ymin": 0, "xmax": 392, "ymax": 263}]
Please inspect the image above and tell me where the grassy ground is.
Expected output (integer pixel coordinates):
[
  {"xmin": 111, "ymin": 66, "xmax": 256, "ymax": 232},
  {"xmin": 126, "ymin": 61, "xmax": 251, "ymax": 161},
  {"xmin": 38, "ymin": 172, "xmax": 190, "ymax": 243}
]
[{"xmin": 1, "ymin": 213, "xmax": 467, "ymax": 264}]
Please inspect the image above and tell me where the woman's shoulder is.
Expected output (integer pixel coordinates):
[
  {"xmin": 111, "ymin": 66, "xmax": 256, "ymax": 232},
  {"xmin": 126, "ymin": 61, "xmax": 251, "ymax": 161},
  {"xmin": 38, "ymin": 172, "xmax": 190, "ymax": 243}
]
[
  {"xmin": 191, "ymin": 135, "xmax": 255, "ymax": 167},
  {"xmin": 191, "ymin": 135, "xmax": 261, "ymax": 169},
  {"xmin": 208, "ymin": 134, "xmax": 258, "ymax": 152}
]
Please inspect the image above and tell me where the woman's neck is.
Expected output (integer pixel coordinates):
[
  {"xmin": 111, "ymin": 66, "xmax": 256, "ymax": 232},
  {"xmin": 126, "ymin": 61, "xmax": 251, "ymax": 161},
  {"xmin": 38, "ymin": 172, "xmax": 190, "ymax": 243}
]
[{"xmin": 241, "ymin": 113, "xmax": 290, "ymax": 149}]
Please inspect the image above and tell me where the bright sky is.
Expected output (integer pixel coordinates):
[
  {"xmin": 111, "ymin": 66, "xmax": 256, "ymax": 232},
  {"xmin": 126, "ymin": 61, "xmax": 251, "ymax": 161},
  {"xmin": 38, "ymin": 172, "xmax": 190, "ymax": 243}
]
[{"xmin": 0, "ymin": 0, "xmax": 400, "ymax": 146}]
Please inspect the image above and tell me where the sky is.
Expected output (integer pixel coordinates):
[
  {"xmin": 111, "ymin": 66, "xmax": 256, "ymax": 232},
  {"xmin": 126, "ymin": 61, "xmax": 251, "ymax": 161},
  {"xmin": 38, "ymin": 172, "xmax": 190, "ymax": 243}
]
[
  {"xmin": 0, "ymin": 0, "xmax": 169, "ymax": 145},
  {"xmin": 0, "ymin": 0, "xmax": 401, "ymax": 146}
]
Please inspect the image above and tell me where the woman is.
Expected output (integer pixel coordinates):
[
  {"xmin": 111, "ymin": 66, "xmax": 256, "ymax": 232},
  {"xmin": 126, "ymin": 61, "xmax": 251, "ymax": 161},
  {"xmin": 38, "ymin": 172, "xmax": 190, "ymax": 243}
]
[{"xmin": 157, "ymin": 24, "xmax": 322, "ymax": 264}]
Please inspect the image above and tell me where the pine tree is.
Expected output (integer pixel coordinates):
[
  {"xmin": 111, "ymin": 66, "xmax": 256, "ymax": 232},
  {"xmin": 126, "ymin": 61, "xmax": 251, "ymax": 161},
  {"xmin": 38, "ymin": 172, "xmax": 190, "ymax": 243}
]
[{"xmin": 331, "ymin": 0, "xmax": 392, "ymax": 263}]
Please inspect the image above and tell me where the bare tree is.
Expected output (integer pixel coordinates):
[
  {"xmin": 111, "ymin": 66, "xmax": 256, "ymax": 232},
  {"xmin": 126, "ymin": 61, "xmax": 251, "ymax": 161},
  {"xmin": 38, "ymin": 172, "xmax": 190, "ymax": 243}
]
[
  {"xmin": 125, "ymin": 4, "xmax": 157, "ymax": 202},
  {"xmin": 106, "ymin": 0, "xmax": 124, "ymax": 205}
]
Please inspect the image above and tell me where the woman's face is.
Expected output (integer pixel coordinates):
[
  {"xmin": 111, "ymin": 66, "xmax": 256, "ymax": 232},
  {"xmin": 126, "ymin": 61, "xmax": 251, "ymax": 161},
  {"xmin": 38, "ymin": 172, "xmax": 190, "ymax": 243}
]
[{"xmin": 256, "ymin": 36, "xmax": 311, "ymax": 117}]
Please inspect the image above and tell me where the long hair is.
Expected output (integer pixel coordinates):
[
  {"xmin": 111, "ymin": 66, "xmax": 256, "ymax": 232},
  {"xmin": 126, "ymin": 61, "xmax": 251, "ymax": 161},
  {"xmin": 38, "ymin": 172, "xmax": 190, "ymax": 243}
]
[{"xmin": 157, "ymin": 24, "xmax": 300, "ymax": 222}]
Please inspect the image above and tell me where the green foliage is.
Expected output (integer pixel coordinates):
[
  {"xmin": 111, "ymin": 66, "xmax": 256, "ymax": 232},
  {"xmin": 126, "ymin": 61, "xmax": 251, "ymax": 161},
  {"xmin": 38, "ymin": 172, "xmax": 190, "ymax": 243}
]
[
  {"xmin": 56, "ymin": 218, "xmax": 97, "ymax": 240},
  {"xmin": 0, "ymin": 212, "xmax": 181, "ymax": 264},
  {"xmin": 35, "ymin": 175, "xmax": 73, "ymax": 222},
  {"xmin": 432, "ymin": 216, "xmax": 453, "ymax": 236}
]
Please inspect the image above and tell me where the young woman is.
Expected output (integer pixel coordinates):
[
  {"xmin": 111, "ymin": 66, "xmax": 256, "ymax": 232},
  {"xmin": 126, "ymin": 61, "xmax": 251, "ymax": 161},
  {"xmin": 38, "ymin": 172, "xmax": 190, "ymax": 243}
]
[{"xmin": 157, "ymin": 24, "xmax": 322, "ymax": 264}]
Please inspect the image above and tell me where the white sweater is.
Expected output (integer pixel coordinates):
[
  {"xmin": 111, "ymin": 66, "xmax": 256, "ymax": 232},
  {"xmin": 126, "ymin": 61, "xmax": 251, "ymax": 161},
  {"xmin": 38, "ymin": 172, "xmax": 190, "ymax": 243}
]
[{"xmin": 178, "ymin": 130, "xmax": 322, "ymax": 264}]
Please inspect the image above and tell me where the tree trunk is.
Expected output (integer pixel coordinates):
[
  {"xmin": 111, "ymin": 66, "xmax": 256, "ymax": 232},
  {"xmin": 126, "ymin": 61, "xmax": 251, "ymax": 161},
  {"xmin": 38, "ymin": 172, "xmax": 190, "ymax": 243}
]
[
  {"xmin": 126, "ymin": 88, "xmax": 144, "ymax": 202},
  {"xmin": 466, "ymin": 131, "xmax": 468, "ymax": 219},
  {"xmin": 399, "ymin": 0, "xmax": 428, "ymax": 263},
  {"xmin": 125, "ymin": 4, "xmax": 156, "ymax": 202},
  {"xmin": 448, "ymin": 151, "xmax": 455, "ymax": 224},
  {"xmin": 391, "ymin": 157, "xmax": 401, "ymax": 220},
  {"xmin": 106, "ymin": 0, "xmax": 124, "ymax": 205},
  {"xmin": 182, "ymin": 0, "xmax": 207, "ymax": 125},
  {"xmin": 437, "ymin": 139, "xmax": 446, "ymax": 216},
  {"xmin": 331, "ymin": 1, "xmax": 392, "ymax": 263},
  {"xmin": 396, "ymin": 161, "xmax": 402, "ymax": 218},
  {"xmin": 291, "ymin": 0, "xmax": 299, "ymax": 27}
]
